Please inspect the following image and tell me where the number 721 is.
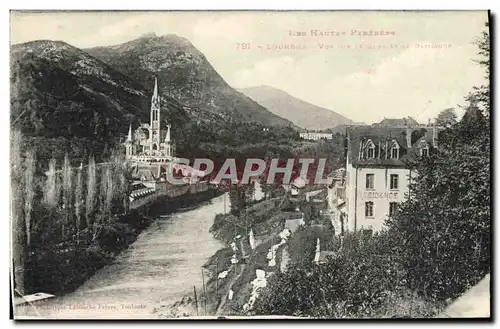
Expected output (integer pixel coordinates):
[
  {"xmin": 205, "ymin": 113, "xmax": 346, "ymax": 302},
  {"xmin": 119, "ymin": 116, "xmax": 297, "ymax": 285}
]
[{"xmin": 236, "ymin": 43, "xmax": 251, "ymax": 50}]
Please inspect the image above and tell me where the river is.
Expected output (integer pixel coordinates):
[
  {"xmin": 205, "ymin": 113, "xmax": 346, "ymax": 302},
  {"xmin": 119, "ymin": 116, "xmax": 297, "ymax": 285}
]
[{"xmin": 16, "ymin": 194, "xmax": 227, "ymax": 319}]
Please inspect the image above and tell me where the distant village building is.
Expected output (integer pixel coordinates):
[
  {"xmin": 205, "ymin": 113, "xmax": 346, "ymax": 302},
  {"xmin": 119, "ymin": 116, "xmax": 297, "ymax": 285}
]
[
  {"xmin": 300, "ymin": 132, "xmax": 333, "ymax": 141},
  {"xmin": 328, "ymin": 122, "xmax": 442, "ymax": 233},
  {"xmin": 283, "ymin": 176, "xmax": 308, "ymax": 196},
  {"xmin": 373, "ymin": 116, "xmax": 419, "ymax": 128},
  {"xmin": 327, "ymin": 168, "xmax": 347, "ymax": 235}
]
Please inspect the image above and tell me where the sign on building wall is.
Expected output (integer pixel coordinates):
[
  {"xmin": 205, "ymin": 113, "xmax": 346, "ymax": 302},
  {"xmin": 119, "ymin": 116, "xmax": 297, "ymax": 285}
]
[{"xmin": 361, "ymin": 191, "xmax": 399, "ymax": 200}]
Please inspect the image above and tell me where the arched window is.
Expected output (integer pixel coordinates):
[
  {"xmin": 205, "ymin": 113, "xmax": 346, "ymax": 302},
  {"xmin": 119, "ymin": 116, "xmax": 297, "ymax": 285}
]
[
  {"xmin": 365, "ymin": 140, "xmax": 376, "ymax": 159},
  {"xmin": 390, "ymin": 140, "xmax": 400, "ymax": 159}
]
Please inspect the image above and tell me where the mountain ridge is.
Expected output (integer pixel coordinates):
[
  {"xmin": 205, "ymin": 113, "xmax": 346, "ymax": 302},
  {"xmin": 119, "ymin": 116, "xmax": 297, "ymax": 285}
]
[
  {"xmin": 238, "ymin": 85, "xmax": 357, "ymax": 130},
  {"xmin": 10, "ymin": 36, "xmax": 300, "ymax": 165},
  {"xmin": 85, "ymin": 34, "xmax": 297, "ymax": 128}
]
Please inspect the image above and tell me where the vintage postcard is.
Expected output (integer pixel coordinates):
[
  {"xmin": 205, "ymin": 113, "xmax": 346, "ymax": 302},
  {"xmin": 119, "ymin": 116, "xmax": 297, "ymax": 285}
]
[{"xmin": 10, "ymin": 10, "xmax": 491, "ymax": 319}]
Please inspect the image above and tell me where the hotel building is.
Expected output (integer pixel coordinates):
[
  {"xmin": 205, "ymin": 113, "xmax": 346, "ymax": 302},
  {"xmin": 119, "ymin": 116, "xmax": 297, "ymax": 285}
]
[{"xmin": 329, "ymin": 123, "xmax": 441, "ymax": 234}]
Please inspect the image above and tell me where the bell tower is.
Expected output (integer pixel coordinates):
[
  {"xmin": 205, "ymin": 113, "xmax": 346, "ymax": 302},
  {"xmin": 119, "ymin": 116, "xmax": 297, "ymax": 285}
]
[
  {"xmin": 164, "ymin": 123, "xmax": 173, "ymax": 158},
  {"xmin": 150, "ymin": 77, "xmax": 161, "ymax": 154}
]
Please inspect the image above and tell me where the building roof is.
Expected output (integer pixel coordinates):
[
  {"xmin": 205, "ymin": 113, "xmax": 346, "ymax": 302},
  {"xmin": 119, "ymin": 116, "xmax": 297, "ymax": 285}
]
[
  {"xmin": 375, "ymin": 117, "xmax": 419, "ymax": 127},
  {"xmin": 328, "ymin": 168, "xmax": 346, "ymax": 180},
  {"xmin": 347, "ymin": 125, "xmax": 442, "ymax": 168},
  {"xmin": 292, "ymin": 176, "xmax": 307, "ymax": 189},
  {"xmin": 134, "ymin": 169, "xmax": 155, "ymax": 181}
]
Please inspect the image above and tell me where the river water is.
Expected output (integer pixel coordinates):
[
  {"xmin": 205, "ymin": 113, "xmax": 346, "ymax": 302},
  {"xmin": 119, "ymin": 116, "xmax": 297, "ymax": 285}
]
[{"xmin": 16, "ymin": 194, "xmax": 227, "ymax": 319}]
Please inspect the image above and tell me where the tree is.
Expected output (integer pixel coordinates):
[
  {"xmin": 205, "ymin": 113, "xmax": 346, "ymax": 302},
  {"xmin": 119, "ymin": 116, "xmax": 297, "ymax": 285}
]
[
  {"xmin": 11, "ymin": 130, "xmax": 26, "ymax": 294},
  {"xmin": 386, "ymin": 25, "xmax": 490, "ymax": 301},
  {"xmin": 23, "ymin": 150, "xmax": 36, "ymax": 246},
  {"xmin": 85, "ymin": 155, "xmax": 97, "ymax": 236},
  {"xmin": 435, "ymin": 108, "xmax": 457, "ymax": 128},
  {"xmin": 61, "ymin": 154, "xmax": 73, "ymax": 239},
  {"xmin": 43, "ymin": 158, "xmax": 58, "ymax": 207},
  {"xmin": 74, "ymin": 166, "xmax": 83, "ymax": 244},
  {"xmin": 229, "ymin": 185, "xmax": 247, "ymax": 216},
  {"xmin": 386, "ymin": 113, "xmax": 490, "ymax": 301},
  {"xmin": 470, "ymin": 21, "xmax": 490, "ymax": 117}
]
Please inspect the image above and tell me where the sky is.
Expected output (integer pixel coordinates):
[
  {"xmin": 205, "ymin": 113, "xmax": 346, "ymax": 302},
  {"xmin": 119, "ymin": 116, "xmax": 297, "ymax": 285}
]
[{"xmin": 10, "ymin": 10, "xmax": 489, "ymax": 124}]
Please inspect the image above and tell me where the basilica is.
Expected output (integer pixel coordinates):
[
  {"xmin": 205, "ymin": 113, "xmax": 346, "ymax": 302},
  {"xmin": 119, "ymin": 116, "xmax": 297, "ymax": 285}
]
[{"xmin": 124, "ymin": 77, "xmax": 176, "ymax": 163}]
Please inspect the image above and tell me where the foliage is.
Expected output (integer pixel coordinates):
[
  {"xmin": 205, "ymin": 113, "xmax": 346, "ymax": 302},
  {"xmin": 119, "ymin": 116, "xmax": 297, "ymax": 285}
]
[
  {"xmin": 229, "ymin": 185, "xmax": 248, "ymax": 216},
  {"xmin": 10, "ymin": 130, "xmax": 133, "ymax": 294},
  {"xmin": 23, "ymin": 150, "xmax": 36, "ymax": 246},
  {"xmin": 386, "ymin": 101, "xmax": 490, "ymax": 301},
  {"xmin": 435, "ymin": 108, "xmax": 457, "ymax": 128},
  {"xmin": 287, "ymin": 225, "xmax": 334, "ymax": 268},
  {"xmin": 384, "ymin": 24, "xmax": 491, "ymax": 302},
  {"xmin": 254, "ymin": 231, "xmax": 438, "ymax": 318}
]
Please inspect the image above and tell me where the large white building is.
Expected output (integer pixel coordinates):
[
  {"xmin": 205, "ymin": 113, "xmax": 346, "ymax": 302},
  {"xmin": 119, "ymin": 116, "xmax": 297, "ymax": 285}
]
[
  {"xmin": 124, "ymin": 77, "xmax": 175, "ymax": 163},
  {"xmin": 329, "ymin": 124, "xmax": 441, "ymax": 234},
  {"xmin": 123, "ymin": 77, "xmax": 206, "ymax": 186},
  {"xmin": 300, "ymin": 132, "xmax": 333, "ymax": 141}
]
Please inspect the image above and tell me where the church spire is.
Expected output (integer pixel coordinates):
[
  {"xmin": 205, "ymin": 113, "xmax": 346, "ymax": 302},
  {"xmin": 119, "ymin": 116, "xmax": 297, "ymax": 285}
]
[
  {"xmin": 152, "ymin": 76, "xmax": 159, "ymax": 107},
  {"xmin": 153, "ymin": 76, "xmax": 158, "ymax": 97},
  {"xmin": 127, "ymin": 123, "xmax": 133, "ymax": 141},
  {"xmin": 165, "ymin": 123, "xmax": 171, "ymax": 142}
]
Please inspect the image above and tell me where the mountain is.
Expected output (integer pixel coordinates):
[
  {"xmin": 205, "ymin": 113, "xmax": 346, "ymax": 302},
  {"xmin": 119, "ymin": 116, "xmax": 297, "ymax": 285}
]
[
  {"xmin": 10, "ymin": 39, "xmax": 204, "ymax": 164},
  {"xmin": 85, "ymin": 33, "xmax": 295, "ymax": 127},
  {"xmin": 10, "ymin": 37, "xmax": 298, "ymax": 166},
  {"xmin": 238, "ymin": 85, "xmax": 356, "ymax": 130}
]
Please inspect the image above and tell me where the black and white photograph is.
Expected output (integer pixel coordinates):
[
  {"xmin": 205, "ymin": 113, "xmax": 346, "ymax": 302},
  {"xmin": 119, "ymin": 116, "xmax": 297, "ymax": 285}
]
[{"xmin": 9, "ymin": 10, "xmax": 491, "ymax": 319}]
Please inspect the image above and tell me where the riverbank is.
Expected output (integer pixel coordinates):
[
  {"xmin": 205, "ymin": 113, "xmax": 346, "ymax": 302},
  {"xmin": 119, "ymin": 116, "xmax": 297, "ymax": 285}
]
[
  {"xmin": 170, "ymin": 187, "xmax": 330, "ymax": 317},
  {"xmin": 15, "ymin": 189, "xmax": 223, "ymax": 319}
]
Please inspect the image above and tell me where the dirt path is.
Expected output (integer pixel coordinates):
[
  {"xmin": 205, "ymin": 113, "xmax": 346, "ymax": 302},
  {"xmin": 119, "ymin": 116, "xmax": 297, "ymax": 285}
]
[{"xmin": 437, "ymin": 274, "xmax": 490, "ymax": 318}]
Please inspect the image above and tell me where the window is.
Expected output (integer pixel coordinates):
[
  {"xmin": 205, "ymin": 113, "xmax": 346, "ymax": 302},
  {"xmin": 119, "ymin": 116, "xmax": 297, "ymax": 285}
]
[
  {"xmin": 418, "ymin": 140, "xmax": 429, "ymax": 157},
  {"xmin": 389, "ymin": 140, "xmax": 399, "ymax": 159},
  {"xmin": 389, "ymin": 202, "xmax": 398, "ymax": 217},
  {"xmin": 367, "ymin": 147, "xmax": 375, "ymax": 158},
  {"xmin": 365, "ymin": 201, "xmax": 374, "ymax": 217},
  {"xmin": 390, "ymin": 174, "xmax": 399, "ymax": 189},
  {"xmin": 366, "ymin": 174, "xmax": 374, "ymax": 189},
  {"xmin": 391, "ymin": 147, "xmax": 399, "ymax": 159},
  {"xmin": 365, "ymin": 140, "xmax": 375, "ymax": 159}
]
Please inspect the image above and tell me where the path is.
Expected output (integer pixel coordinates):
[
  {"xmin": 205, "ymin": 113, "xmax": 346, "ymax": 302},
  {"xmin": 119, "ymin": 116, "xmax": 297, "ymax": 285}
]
[{"xmin": 437, "ymin": 274, "xmax": 490, "ymax": 318}]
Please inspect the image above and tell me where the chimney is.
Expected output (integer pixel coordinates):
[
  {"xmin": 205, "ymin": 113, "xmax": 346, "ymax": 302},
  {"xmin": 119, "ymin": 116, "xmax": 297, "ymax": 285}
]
[
  {"xmin": 406, "ymin": 126, "xmax": 412, "ymax": 148},
  {"xmin": 358, "ymin": 140, "xmax": 363, "ymax": 160},
  {"xmin": 432, "ymin": 122, "xmax": 438, "ymax": 148},
  {"xmin": 385, "ymin": 139, "xmax": 388, "ymax": 159}
]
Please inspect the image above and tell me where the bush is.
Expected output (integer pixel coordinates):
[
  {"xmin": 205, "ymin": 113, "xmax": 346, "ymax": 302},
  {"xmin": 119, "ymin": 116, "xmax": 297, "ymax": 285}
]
[
  {"xmin": 386, "ymin": 111, "xmax": 490, "ymax": 301},
  {"xmin": 254, "ymin": 231, "xmax": 412, "ymax": 318}
]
